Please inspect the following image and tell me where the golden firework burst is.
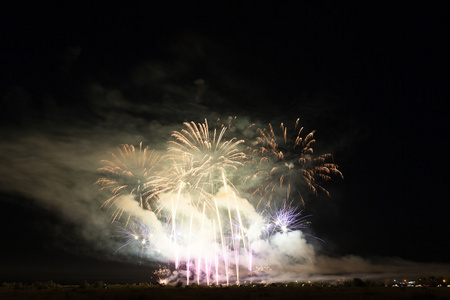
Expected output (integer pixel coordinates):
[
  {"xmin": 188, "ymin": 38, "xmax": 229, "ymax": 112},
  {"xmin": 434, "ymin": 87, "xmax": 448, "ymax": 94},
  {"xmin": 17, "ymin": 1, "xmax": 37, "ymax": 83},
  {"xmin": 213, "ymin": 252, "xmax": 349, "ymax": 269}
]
[
  {"xmin": 96, "ymin": 143, "xmax": 164, "ymax": 221},
  {"xmin": 247, "ymin": 118, "xmax": 343, "ymax": 208},
  {"xmin": 165, "ymin": 119, "xmax": 246, "ymax": 210}
]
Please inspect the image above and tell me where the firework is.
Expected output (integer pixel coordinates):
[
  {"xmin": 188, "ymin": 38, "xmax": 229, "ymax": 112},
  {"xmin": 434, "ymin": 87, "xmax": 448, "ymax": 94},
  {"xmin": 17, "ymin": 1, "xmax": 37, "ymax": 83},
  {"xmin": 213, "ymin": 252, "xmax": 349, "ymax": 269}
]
[
  {"xmin": 96, "ymin": 118, "xmax": 341, "ymax": 285},
  {"xmin": 95, "ymin": 143, "xmax": 163, "ymax": 221},
  {"xmin": 113, "ymin": 218, "xmax": 155, "ymax": 258},
  {"xmin": 153, "ymin": 266, "xmax": 172, "ymax": 285},
  {"xmin": 165, "ymin": 119, "xmax": 246, "ymax": 211},
  {"xmin": 246, "ymin": 118, "xmax": 343, "ymax": 208},
  {"xmin": 266, "ymin": 201, "xmax": 318, "ymax": 239}
]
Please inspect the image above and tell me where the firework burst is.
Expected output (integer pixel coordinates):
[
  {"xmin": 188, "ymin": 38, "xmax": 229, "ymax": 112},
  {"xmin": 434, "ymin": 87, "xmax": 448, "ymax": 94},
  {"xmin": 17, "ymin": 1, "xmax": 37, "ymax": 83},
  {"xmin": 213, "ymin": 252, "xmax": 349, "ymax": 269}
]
[
  {"xmin": 266, "ymin": 201, "xmax": 317, "ymax": 238},
  {"xmin": 246, "ymin": 118, "xmax": 343, "ymax": 208},
  {"xmin": 113, "ymin": 218, "xmax": 155, "ymax": 258},
  {"xmin": 165, "ymin": 119, "xmax": 246, "ymax": 211},
  {"xmin": 95, "ymin": 143, "xmax": 163, "ymax": 221}
]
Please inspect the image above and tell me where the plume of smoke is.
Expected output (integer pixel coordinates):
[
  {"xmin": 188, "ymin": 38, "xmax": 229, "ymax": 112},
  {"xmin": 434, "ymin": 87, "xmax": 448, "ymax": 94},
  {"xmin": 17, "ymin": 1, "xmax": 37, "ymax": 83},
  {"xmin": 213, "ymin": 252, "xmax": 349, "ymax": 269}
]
[{"xmin": 2, "ymin": 118, "xmax": 449, "ymax": 282}]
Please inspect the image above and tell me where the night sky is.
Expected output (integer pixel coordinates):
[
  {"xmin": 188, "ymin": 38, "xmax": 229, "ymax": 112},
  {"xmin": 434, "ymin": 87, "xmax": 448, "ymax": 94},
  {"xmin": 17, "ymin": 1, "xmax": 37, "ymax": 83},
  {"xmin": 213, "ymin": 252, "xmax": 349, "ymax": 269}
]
[{"xmin": 1, "ymin": 2, "xmax": 448, "ymax": 284}]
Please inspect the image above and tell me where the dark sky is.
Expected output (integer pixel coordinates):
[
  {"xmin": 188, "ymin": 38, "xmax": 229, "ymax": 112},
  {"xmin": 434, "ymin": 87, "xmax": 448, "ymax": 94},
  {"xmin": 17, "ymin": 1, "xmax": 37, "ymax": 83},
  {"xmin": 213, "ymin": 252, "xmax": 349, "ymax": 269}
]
[{"xmin": 1, "ymin": 2, "xmax": 448, "ymax": 284}]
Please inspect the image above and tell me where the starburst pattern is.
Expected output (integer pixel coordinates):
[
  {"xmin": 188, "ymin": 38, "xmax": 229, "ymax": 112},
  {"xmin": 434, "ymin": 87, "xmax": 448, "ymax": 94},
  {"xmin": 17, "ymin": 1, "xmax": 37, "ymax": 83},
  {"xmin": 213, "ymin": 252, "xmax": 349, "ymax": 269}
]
[
  {"xmin": 247, "ymin": 118, "xmax": 343, "ymax": 208},
  {"xmin": 95, "ymin": 143, "xmax": 163, "ymax": 221},
  {"xmin": 166, "ymin": 119, "xmax": 246, "ymax": 210}
]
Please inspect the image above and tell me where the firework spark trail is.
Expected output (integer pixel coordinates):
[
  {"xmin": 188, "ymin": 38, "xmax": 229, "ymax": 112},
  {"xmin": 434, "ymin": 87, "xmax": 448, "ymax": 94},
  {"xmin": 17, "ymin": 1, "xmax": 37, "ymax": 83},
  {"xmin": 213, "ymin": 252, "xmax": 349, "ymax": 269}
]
[
  {"xmin": 168, "ymin": 181, "xmax": 186, "ymax": 269},
  {"xmin": 97, "ymin": 118, "xmax": 341, "ymax": 285},
  {"xmin": 221, "ymin": 172, "xmax": 239, "ymax": 284},
  {"xmin": 187, "ymin": 213, "xmax": 193, "ymax": 285},
  {"xmin": 233, "ymin": 192, "xmax": 251, "ymax": 271},
  {"xmin": 198, "ymin": 201, "xmax": 208, "ymax": 285},
  {"xmin": 213, "ymin": 220, "xmax": 219, "ymax": 285},
  {"xmin": 214, "ymin": 194, "xmax": 229, "ymax": 285},
  {"xmin": 226, "ymin": 188, "xmax": 239, "ymax": 284}
]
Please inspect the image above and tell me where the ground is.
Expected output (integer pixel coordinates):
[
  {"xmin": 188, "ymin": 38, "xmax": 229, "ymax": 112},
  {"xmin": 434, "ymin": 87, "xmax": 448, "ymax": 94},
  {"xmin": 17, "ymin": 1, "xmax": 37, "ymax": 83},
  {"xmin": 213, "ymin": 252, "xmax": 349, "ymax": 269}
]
[{"xmin": 2, "ymin": 284, "xmax": 450, "ymax": 300}]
